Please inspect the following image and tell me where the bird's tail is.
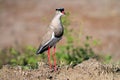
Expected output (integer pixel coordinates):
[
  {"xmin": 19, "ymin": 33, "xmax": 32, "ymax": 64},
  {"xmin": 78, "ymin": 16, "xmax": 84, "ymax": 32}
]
[
  {"xmin": 36, "ymin": 45, "xmax": 42, "ymax": 55},
  {"xmin": 36, "ymin": 44, "xmax": 49, "ymax": 54}
]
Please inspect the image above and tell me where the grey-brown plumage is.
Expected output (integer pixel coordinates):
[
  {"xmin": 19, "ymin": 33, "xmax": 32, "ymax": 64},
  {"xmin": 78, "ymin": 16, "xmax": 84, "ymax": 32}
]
[{"xmin": 36, "ymin": 8, "xmax": 65, "ymax": 54}]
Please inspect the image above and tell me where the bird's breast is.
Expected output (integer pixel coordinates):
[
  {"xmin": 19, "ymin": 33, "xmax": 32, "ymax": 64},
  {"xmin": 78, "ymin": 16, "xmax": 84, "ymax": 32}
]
[{"xmin": 54, "ymin": 26, "xmax": 64, "ymax": 38}]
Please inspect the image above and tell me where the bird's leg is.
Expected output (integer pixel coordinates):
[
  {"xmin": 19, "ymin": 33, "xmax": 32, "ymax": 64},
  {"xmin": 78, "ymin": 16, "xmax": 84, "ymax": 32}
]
[
  {"xmin": 48, "ymin": 46, "xmax": 51, "ymax": 68},
  {"xmin": 52, "ymin": 45, "xmax": 56, "ymax": 71}
]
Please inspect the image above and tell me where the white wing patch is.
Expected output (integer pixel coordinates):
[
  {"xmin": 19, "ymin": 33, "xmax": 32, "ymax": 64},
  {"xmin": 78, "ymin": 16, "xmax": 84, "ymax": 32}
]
[
  {"xmin": 44, "ymin": 32, "xmax": 55, "ymax": 46},
  {"xmin": 37, "ymin": 32, "xmax": 61, "ymax": 53}
]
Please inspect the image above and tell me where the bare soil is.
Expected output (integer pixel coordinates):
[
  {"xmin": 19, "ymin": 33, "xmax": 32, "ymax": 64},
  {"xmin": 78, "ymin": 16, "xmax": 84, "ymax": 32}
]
[
  {"xmin": 0, "ymin": 59, "xmax": 120, "ymax": 80},
  {"xmin": 0, "ymin": 1, "xmax": 120, "ymax": 80}
]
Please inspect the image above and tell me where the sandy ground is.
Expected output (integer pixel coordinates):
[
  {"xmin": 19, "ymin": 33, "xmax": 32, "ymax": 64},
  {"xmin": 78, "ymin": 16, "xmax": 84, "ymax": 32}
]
[
  {"xmin": 0, "ymin": 59, "xmax": 120, "ymax": 80},
  {"xmin": 0, "ymin": 1, "xmax": 120, "ymax": 79}
]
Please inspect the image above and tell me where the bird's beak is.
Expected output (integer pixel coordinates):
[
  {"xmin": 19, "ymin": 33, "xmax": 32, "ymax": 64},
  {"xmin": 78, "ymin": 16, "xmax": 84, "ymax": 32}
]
[{"xmin": 62, "ymin": 11, "xmax": 66, "ymax": 15}]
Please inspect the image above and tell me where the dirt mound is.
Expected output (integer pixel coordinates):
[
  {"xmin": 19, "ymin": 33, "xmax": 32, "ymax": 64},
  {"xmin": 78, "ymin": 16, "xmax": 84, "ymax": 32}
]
[{"xmin": 0, "ymin": 59, "xmax": 120, "ymax": 80}]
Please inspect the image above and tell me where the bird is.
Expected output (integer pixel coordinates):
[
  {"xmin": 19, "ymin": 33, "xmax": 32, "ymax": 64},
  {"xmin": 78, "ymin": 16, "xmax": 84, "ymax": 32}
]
[{"xmin": 36, "ymin": 8, "xmax": 65, "ymax": 71}]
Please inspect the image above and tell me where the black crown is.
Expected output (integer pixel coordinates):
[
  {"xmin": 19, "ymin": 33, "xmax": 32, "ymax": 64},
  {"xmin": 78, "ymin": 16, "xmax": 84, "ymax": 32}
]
[{"xmin": 56, "ymin": 8, "xmax": 64, "ymax": 12}]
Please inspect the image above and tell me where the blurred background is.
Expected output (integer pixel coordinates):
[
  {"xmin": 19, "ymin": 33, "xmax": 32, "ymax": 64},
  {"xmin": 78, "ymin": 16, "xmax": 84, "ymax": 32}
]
[{"xmin": 0, "ymin": 0, "xmax": 120, "ymax": 65}]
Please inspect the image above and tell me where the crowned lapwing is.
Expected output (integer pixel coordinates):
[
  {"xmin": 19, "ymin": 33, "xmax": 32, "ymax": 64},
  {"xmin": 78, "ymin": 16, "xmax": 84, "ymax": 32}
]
[{"xmin": 36, "ymin": 8, "xmax": 65, "ymax": 71}]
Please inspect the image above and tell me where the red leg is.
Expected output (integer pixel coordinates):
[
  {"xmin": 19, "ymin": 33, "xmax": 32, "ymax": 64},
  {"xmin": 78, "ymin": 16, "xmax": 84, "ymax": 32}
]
[
  {"xmin": 48, "ymin": 46, "xmax": 51, "ymax": 68},
  {"xmin": 52, "ymin": 46, "xmax": 56, "ymax": 71}
]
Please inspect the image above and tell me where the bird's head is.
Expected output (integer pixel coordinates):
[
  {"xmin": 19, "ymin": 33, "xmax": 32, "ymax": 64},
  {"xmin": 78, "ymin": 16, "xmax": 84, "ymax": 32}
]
[{"xmin": 56, "ymin": 8, "xmax": 65, "ymax": 16}]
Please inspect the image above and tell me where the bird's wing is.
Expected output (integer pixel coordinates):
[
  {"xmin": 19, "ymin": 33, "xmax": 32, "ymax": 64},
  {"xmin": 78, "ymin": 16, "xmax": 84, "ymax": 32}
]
[
  {"xmin": 36, "ymin": 29, "xmax": 54, "ymax": 54},
  {"xmin": 41, "ymin": 29, "xmax": 54, "ymax": 46}
]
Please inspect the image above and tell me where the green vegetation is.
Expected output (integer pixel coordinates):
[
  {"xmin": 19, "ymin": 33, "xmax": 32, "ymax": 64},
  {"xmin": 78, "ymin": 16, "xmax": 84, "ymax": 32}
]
[
  {"xmin": 9, "ymin": 47, "xmax": 38, "ymax": 69},
  {"xmin": 0, "ymin": 12, "xmax": 113, "ymax": 69},
  {"xmin": 57, "ymin": 12, "xmax": 95, "ymax": 66},
  {"xmin": 0, "ymin": 36, "xmax": 95, "ymax": 69},
  {"xmin": 56, "ymin": 40, "xmax": 95, "ymax": 67},
  {"xmin": 101, "ymin": 54, "xmax": 112, "ymax": 64}
]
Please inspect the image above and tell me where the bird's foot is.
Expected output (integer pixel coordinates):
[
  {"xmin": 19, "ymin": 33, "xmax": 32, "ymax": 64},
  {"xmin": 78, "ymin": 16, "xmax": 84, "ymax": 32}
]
[{"xmin": 48, "ymin": 65, "xmax": 58, "ymax": 72}]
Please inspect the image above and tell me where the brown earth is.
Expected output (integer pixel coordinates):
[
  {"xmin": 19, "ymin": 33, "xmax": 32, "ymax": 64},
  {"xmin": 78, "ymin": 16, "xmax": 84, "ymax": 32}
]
[
  {"xmin": 0, "ymin": 59, "xmax": 120, "ymax": 80},
  {"xmin": 0, "ymin": 1, "xmax": 120, "ymax": 79}
]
